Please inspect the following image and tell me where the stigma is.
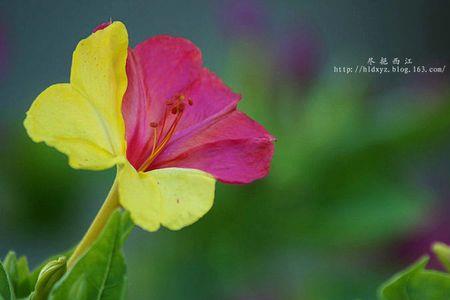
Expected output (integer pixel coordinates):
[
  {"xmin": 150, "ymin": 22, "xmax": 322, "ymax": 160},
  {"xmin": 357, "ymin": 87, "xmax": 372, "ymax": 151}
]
[{"xmin": 138, "ymin": 94, "xmax": 193, "ymax": 171}]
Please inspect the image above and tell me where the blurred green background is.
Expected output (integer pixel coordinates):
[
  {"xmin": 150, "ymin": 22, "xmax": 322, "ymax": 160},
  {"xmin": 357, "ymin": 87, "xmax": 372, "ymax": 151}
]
[{"xmin": 0, "ymin": 1, "xmax": 449, "ymax": 299}]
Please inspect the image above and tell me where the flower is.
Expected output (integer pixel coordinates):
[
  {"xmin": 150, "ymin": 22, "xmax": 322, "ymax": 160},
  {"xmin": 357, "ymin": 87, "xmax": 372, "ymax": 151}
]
[{"xmin": 24, "ymin": 21, "xmax": 274, "ymax": 233}]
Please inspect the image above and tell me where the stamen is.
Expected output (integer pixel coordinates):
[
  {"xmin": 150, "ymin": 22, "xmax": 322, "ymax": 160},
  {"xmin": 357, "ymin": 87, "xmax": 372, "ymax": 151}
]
[
  {"xmin": 139, "ymin": 110, "xmax": 184, "ymax": 171},
  {"xmin": 149, "ymin": 126, "xmax": 158, "ymax": 157},
  {"xmin": 138, "ymin": 94, "xmax": 193, "ymax": 171},
  {"xmin": 157, "ymin": 105, "xmax": 171, "ymax": 144},
  {"xmin": 150, "ymin": 111, "xmax": 183, "ymax": 159}
]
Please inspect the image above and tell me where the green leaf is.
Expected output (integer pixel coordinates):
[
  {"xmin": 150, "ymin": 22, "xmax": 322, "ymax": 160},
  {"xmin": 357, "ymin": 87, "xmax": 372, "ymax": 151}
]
[
  {"xmin": 49, "ymin": 209, "xmax": 133, "ymax": 300},
  {"xmin": 65, "ymin": 276, "xmax": 88, "ymax": 300},
  {"xmin": 0, "ymin": 260, "xmax": 15, "ymax": 300},
  {"xmin": 407, "ymin": 270, "xmax": 450, "ymax": 299},
  {"xmin": 379, "ymin": 256, "xmax": 429, "ymax": 300},
  {"xmin": 379, "ymin": 256, "xmax": 450, "ymax": 300},
  {"xmin": 433, "ymin": 242, "xmax": 450, "ymax": 272},
  {"xmin": 2, "ymin": 252, "xmax": 32, "ymax": 299}
]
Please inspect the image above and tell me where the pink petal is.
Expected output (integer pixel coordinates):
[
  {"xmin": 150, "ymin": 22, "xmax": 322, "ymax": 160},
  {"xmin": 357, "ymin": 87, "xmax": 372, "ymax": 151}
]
[
  {"xmin": 151, "ymin": 111, "xmax": 275, "ymax": 184},
  {"xmin": 122, "ymin": 50, "xmax": 151, "ymax": 168},
  {"xmin": 123, "ymin": 35, "xmax": 203, "ymax": 168},
  {"xmin": 123, "ymin": 36, "xmax": 242, "ymax": 169},
  {"xmin": 169, "ymin": 67, "xmax": 241, "ymax": 143}
]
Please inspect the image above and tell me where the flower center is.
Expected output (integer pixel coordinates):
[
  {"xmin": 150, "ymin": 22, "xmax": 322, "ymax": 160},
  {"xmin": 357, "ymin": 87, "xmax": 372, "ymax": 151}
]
[{"xmin": 138, "ymin": 94, "xmax": 193, "ymax": 171}]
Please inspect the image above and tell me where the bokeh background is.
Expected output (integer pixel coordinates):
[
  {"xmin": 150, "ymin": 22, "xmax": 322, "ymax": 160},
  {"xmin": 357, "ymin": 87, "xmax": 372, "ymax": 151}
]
[{"xmin": 1, "ymin": 0, "xmax": 450, "ymax": 299}]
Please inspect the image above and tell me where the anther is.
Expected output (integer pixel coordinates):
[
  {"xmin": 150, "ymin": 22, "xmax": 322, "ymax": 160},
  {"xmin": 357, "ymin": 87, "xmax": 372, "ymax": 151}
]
[
  {"xmin": 179, "ymin": 95, "xmax": 185, "ymax": 101},
  {"xmin": 188, "ymin": 98, "xmax": 193, "ymax": 106},
  {"xmin": 150, "ymin": 122, "xmax": 158, "ymax": 128}
]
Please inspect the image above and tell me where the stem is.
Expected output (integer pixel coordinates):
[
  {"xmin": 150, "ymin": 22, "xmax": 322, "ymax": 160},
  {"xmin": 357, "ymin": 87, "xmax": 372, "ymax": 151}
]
[{"xmin": 67, "ymin": 178, "xmax": 120, "ymax": 269}]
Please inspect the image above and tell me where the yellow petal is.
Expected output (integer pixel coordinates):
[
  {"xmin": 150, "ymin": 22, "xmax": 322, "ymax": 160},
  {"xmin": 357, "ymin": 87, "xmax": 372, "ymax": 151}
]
[
  {"xmin": 117, "ymin": 164, "xmax": 216, "ymax": 232},
  {"xmin": 150, "ymin": 168, "xmax": 216, "ymax": 231},
  {"xmin": 70, "ymin": 22, "xmax": 128, "ymax": 156},
  {"xmin": 24, "ymin": 21, "xmax": 128, "ymax": 170},
  {"xmin": 117, "ymin": 162, "xmax": 162, "ymax": 232}
]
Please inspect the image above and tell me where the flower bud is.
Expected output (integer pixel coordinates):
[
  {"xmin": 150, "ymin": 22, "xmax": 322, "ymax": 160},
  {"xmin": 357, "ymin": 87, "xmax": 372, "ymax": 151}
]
[{"xmin": 31, "ymin": 256, "xmax": 67, "ymax": 300}]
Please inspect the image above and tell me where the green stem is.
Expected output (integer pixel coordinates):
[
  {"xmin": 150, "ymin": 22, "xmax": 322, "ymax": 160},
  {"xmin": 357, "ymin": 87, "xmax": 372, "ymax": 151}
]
[{"xmin": 67, "ymin": 178, "xmax": 120, "ymax": 269}]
